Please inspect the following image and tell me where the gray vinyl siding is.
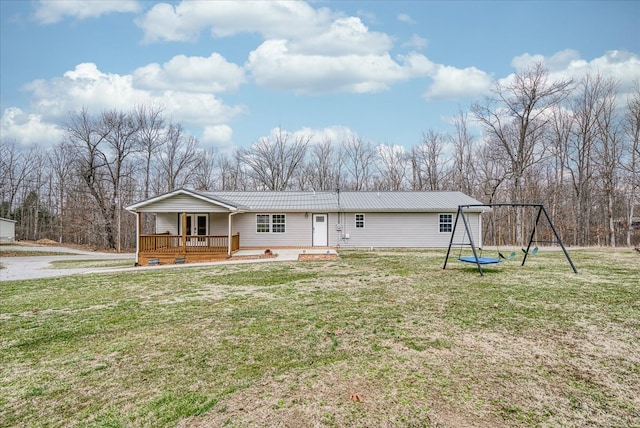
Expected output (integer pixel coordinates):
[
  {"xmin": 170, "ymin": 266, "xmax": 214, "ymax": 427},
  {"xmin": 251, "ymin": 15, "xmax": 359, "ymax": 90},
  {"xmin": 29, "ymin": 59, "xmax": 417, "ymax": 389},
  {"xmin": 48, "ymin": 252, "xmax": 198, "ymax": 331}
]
[
  {"xmin": 155, "ymin": 210, "xmax": 480, "ymax": 249},
  {"xmin": 156, "ymin": 213, "xmax": 179, "ymax": 234},
  {"xmin": 155, "ymin": 212, "xmax": 231, "ymax": 235},
  {"xmin": 327, "ymin": 212, "xmax": 480, "ymax": 248},
  {"xmin": 231, "ymin": 212, "xmax": 313, "ymax": 247},
  {"xmin": 137, "ymin": 194, "xmax": 231, "ymax": 213},
  {"xmin": 210, "ymin": 213, "xmax": 229, "ymax": 235}
]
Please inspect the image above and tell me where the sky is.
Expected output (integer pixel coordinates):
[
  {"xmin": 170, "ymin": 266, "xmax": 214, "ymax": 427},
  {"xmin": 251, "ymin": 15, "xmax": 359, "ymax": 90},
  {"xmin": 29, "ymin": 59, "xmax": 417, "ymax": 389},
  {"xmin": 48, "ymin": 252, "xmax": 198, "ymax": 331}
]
[{"xmin": 1, "ymin": 0, "xmax": 639, "ymax": 154}]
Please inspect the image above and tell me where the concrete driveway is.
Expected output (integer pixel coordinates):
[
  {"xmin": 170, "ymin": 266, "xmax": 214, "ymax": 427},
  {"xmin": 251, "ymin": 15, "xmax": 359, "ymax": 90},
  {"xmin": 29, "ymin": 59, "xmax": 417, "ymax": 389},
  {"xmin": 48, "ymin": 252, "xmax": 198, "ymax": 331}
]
[
  {"xmin": 0, "ymin": 245, "xmax": 135, "ymax": 282},
  {"xmin": 0, "ymin": 245, "xmax": 337, "ymax": 281}
]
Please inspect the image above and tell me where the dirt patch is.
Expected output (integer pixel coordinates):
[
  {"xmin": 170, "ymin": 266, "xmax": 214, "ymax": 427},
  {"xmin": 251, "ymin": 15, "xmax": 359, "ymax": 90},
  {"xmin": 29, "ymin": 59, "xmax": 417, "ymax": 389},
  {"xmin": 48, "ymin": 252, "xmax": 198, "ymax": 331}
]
[{"xmin": 35, "ymin": 238, "xmax": 59, "ymax": 245}]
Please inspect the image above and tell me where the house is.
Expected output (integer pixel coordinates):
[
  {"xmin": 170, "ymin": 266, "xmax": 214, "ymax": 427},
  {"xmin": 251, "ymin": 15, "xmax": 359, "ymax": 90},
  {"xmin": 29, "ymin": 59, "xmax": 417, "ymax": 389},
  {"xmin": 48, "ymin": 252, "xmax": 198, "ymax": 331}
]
[
  {"xmin": 0, "ymin": 217, "xmax": 17, "ymax": 243},
  {"xmin": 125, "ymin": 188, "xmax": 485, "ymax": 265}
]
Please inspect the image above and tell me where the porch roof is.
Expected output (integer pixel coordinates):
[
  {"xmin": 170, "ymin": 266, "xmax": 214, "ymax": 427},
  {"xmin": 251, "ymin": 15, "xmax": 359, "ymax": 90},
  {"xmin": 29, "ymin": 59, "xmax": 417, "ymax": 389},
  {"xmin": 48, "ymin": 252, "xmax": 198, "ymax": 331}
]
[{"xmin": 125, "ymin": 188, "xmax": 247, "ymax": 213}]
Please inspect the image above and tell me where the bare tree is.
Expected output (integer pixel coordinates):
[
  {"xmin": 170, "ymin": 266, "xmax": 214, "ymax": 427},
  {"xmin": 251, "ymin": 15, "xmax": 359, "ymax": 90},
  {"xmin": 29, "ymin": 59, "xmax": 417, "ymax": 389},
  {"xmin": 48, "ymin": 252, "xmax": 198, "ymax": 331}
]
[
  {"xmin": 377, "ymin": 144, "xmax": 408, "ymax": 191},
  {"xmin": 547, "ymin": 107, "xmax": 574, "ymax": 237},
  {"xmin": 156, "ymin": 124, "xmax": 200, "ymax": 192},
  {"xmin": 65, "ymin": 108, "xmax": 139, "ymax": 249},
  {"xmin": 0, "ymin": 140, "xmax": 37, "ymax": 219},
  {"xmin": 591, "ymin": 77, "xmax": 622, "ymax": 246},
  {"xmin": 411, "ymin": 130, "xmax": 447, "ymax": 191},
  {"xmin": 449, "ymin": 109, "xmax": 476, "ymax": 195},
  {"xmin": 218, "ymin": 154, "xmax": 249, "ymax": 191},
  {"xmin": 623, "ymin": 81, "xmax": 640, "ymax": 246},
  {"xmin": 305, "ymin": 139, "xmax": 342, "ymax": 191},
  {"xmin": 472, "ymin": 63, "xmax": 572, "ymax": 243},
  {"xmin": 342, "ymin": 134, "xmax": 376, "ymax": 191},
  {"xmin": 192, "ymin": 147, "xmax": 218, "ymax": 191},
  {"xmin": 48, "ymin": 142, "xmax": 75, "ymax": 242},
  {"xmin": 565, "ymin": 73, "xmax": 613, "ymax": 245},
  {"xmin": 134, "ymin": 103, "xmax": 165, "ymax": 199},
  {"xmin": 236, "ymin": 128, "xmax": 310, "ymax": 190},
  {"xmin": 17, "ymin": 149, "xmax": 47, "ymax": 241}
]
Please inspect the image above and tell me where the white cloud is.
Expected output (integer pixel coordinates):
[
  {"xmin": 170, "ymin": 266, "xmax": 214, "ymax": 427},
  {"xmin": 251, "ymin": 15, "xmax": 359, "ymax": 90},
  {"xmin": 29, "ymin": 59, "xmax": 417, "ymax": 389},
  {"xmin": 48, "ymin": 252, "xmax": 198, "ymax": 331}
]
[
  {"xmin": 33, "ymin": 0, "xmax": 140, "ymax": 24},
  {"xmin": 397, "ymin": 13, "xmax": 414, "ymax": 24},
  {"xmin": 202, "ymin": 124, "xmax": 234, "ymax": 147},
  {"xmin": 132, "ymin": 53, "xmax": 246, "ymax": 93},
  {"xmin": 425, "ymin": 50, "xmax": 640, "ymax": 102},
  {"xmin": 138, "ymin": 1, "xmax": 389, "ymax": 56},
  {"xmin": 137, "ymin": 1, "xmax": 433, "ymax": 95},
  {"xmin": 565, "ymin": 50, "xmax": 640, "ymax": 92},
  {"xmin": 247, "ymin": 41, "xmax": 433, "ymax": 94},
  {"xmin": 0, "ymin": 108, "xmax": 64, "ymax": 147},
  {"xmin": 137, "ymin": 1, "xmax": 335, "ymax": 43},
  {"xmin": 512, "ymin": 49, "xmax": 582, "ymax": 72},
  {"xmin": 284, "ymin": 125, "xmax": 355, "ymax": 146},
  {"xmin": 403, "ymin": 34, "xmax": 428, "ymax": 50},
  {"xmin": 423, "ymin": 65, "xmax": 493, "ymax": 100},
  {"xmin": 290, "ymin": 17, "xmax": 392, "ymax": 56},
  {"xmin": 510, "ymin": 49, "xmax": 640, "ymax": 95},
  {"xmin": 14, "ymin": 62, "xmax": 246, "ymax": 148}
]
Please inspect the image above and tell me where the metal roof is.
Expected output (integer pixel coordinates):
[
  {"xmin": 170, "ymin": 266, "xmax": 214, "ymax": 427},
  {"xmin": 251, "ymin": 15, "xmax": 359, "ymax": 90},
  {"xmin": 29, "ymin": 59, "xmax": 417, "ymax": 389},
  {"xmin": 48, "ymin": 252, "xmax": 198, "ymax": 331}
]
[
  {"xmin": 204, "ymin": 191, "xmax": 483, "ymax": 212},
  {"xmin": 339, "ymin": 191, "xmax": 483, "ymax": 212},
  {"xmin": 127, "ymin": 188, "xmax": 485, "ymax": 213},
  {"xmin": 204, "ymin": 191, "xmax": 340, "ymax": 211}
]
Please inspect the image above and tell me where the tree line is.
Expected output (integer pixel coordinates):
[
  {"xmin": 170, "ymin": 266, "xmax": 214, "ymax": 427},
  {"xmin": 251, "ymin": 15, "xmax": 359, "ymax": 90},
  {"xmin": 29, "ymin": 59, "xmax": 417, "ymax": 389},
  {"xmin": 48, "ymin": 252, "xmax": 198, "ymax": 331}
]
[{"xmin": 1, "ymin": 64, "xmax": 639, "ymax": 250}]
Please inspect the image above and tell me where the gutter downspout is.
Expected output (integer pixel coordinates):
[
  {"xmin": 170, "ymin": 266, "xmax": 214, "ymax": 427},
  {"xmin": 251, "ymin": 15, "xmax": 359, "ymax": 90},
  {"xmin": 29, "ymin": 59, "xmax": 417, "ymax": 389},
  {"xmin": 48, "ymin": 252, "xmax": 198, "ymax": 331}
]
[{"xmin": 135, "ymin": 211, "xmax": 140, "ymax": 266}]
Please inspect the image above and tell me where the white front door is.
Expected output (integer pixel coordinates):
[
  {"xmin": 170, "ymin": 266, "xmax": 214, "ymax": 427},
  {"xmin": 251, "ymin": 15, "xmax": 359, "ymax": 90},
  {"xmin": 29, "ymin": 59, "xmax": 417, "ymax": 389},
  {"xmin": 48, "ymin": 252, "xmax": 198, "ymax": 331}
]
[
  {"xmin": 312, "ymin": 214, "xmax": 328, "ymax": 246},
  {"xmin": 184, "ymin": 214, "xmax": 208, "ymax": 246}
]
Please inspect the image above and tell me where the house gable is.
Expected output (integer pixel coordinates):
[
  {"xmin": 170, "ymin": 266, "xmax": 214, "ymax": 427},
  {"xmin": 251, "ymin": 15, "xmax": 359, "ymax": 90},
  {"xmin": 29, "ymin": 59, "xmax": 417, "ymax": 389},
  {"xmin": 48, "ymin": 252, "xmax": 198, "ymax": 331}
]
[
  {"xmin": 126, "ymin": 189, "xmax": 241, "ymax": 213},
  {"xmin": 136, "ymin": 194, "xmax": 234, "ymax": 213}
]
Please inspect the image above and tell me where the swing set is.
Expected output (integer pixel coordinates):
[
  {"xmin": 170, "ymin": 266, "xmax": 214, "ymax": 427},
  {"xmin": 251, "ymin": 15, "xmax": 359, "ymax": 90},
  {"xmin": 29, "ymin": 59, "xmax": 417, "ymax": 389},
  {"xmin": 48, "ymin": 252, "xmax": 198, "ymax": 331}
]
[{"xmin": 443, "ymin": 203, "xmax": 578, "ymax": 276}]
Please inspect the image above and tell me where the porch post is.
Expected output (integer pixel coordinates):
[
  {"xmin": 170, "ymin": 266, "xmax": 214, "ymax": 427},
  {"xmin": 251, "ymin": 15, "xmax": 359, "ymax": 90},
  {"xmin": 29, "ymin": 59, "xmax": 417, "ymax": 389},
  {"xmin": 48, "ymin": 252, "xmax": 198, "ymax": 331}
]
[
  {"xmin": 227, "ymin": 212, "xmax": 232, "ymax": 257},
  {"xmin": 182, "ymin": 212, "xmax": 187, "ymax": 255}
]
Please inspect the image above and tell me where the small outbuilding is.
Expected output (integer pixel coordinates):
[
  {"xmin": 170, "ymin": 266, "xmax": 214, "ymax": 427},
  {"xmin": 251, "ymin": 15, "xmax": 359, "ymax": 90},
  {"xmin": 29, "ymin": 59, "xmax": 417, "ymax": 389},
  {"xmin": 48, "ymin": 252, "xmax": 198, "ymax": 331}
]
[{"xmin": 0, "ymin": 217, "xmax": 17, "ymax": 243}]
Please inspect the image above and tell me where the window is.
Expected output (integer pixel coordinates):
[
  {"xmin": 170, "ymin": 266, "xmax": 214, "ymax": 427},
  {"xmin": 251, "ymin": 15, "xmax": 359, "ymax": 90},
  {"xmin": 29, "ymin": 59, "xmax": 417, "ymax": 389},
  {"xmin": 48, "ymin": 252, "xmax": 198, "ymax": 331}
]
[
  {"xmin": 256, "ymin": 214, "xmax": 286, "ymax": 233},
  {"xmin": 256, "ymin": 214, "xmax": 270, "ymax": 233},
  {"xmin": 439, "ymin": 214, "xmax": 452, "ymax": 233},
  {"xmin": 272, "ymin": 214, "xmax": 286, "ymax": 233},
  {"xmin": 355, "ymin": 213, "xmax": 365, "ymax": 228}
]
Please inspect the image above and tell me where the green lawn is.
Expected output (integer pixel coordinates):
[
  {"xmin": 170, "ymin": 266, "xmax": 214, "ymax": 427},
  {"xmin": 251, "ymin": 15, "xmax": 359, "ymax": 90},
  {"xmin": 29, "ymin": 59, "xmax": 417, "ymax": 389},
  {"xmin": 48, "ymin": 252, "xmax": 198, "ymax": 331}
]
[{"xmin": 1, "ymin": 249, "xmax": 639, "ymax": 427}]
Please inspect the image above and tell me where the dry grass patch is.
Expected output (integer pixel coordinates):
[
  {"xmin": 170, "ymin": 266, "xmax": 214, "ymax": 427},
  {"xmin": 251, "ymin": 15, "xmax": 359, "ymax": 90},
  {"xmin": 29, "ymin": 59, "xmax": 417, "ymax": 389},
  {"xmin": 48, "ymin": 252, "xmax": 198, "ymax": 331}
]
[{"xmin": 0, "ymin": 249, "xmax": 638, "ymax": 427}]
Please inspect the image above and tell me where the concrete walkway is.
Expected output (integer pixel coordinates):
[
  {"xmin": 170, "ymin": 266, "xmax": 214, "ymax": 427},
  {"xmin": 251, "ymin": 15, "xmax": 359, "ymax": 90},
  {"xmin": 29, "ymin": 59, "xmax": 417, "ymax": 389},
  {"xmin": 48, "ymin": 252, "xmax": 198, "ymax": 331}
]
[{"xmin": 0, "ymin": 245, "xmax": 337, "ymax": 282}]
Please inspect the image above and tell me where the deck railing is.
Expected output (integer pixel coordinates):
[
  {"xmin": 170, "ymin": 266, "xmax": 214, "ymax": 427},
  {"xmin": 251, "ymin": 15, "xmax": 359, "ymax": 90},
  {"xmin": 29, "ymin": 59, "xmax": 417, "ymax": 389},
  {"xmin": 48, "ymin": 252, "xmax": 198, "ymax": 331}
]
[{"xmin": 140, "ymin": 233, "xmax": 240, "ymax": 254}]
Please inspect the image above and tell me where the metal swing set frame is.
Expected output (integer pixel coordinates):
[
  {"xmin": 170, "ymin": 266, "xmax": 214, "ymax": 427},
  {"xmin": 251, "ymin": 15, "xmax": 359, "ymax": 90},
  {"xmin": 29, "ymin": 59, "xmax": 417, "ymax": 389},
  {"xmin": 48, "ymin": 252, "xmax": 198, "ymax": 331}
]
[{"xmin": 443, "ymin": 203, "xmax": 578, "ymax": 276}]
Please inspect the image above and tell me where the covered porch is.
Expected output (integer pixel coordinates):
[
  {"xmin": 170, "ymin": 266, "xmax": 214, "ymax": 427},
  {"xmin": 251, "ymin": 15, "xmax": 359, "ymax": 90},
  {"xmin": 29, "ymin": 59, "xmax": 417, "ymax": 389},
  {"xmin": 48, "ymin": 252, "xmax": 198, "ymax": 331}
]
[
  {"xmin": 126, "ymin": 189, "xmax": 247, "ymax": 266},
  {"xmin": 137, "ymin": 231, "xmax": 240, "ymax": 265},
  {"xmin": 127, "ymin": 189, "xmax": 244, "ymax": 266},
  {"xmin": 132, "ymin": 209, "xmax": 241, "ymax": 265}
]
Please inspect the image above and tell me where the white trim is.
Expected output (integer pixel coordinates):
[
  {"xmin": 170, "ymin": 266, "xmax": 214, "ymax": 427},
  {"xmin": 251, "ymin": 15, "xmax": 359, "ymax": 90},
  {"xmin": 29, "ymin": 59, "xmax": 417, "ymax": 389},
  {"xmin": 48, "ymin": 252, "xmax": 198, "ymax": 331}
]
[
  {"xmin": 438, "ymin": 213, "xmax": 453, "ymax": 233},
  {"xmin": 126, "ymin": 188, "xmax": 240, "ymax": 212},
  {"xmin": 255, "ymin": 213, "xmax": 286, "ymax": 234},
  {"xmin": 312, "ymin": 213, "xmax": 328, "ymax": 246},
  {"xmin": 179, "ymin": 213, "xmax": 209, "ymax": 236}
]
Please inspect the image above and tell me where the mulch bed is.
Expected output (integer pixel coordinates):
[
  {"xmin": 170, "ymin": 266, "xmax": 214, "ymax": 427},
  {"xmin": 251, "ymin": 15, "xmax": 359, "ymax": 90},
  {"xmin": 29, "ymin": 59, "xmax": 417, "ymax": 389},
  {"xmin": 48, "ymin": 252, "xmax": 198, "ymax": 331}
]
[
  {"xmin": 231, "ymin": 254, "xmax": 277, "ymax": 261},
  {"xmin": 298, "ymin": 253, "xmax": 339, "ymax": 262}
]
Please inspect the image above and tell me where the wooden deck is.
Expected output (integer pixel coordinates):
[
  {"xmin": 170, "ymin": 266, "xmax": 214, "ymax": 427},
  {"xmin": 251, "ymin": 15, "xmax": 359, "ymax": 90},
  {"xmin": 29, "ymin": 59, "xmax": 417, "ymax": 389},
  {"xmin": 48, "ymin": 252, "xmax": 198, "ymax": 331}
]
[{"xmin": 138, "ymin": 233, "xmax": 240, "ymax": 265}]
